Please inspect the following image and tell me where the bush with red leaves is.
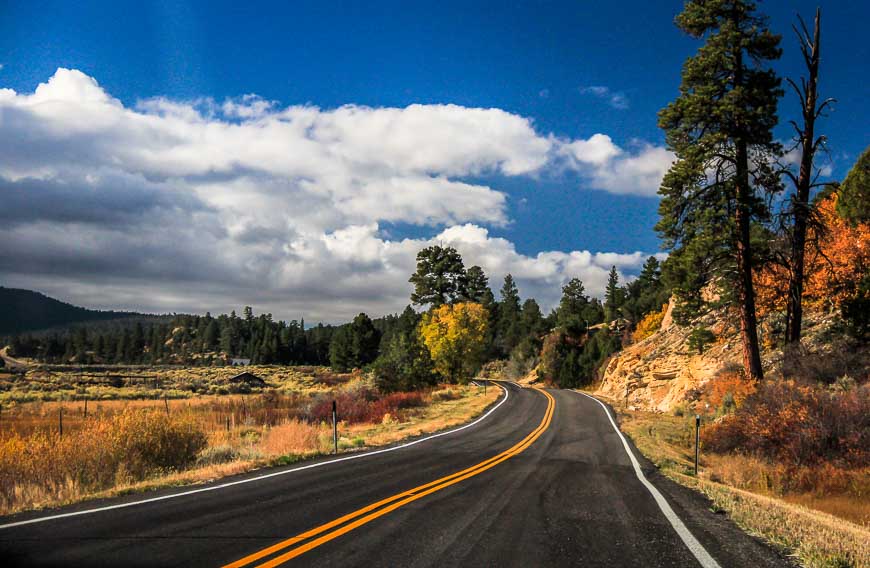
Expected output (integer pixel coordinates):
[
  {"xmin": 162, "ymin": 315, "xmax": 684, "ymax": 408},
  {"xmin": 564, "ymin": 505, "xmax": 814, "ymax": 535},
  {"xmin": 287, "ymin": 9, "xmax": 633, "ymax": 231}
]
[
  {"xmin": 307, "ymin": 389, "xmax": 426, "ymax": 424},
  {"xmin": 702, "ymin": 380, "xmax": 869, "ymax": 468}
]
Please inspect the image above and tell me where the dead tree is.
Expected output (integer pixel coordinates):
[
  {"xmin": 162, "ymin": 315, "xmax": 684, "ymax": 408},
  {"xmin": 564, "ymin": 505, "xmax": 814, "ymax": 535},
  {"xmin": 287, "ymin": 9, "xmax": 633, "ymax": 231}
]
[{"xmin": 783, "ymin": 8, "xmax": 835, "ymax": 344}]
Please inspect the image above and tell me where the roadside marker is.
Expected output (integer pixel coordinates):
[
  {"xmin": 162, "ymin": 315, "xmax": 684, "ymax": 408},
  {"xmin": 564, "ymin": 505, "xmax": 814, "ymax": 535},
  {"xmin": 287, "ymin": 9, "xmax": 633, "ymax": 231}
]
[{"xmin": 694, "ymin": 414, "xmax": 701, "ymax": 476}]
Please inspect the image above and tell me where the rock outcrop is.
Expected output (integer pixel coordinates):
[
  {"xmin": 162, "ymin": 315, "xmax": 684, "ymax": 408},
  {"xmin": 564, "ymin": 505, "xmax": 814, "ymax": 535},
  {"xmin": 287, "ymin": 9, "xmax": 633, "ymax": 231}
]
[{"xmin": 596, "ymin": 299, "xmax": 742, "ymax": 412}]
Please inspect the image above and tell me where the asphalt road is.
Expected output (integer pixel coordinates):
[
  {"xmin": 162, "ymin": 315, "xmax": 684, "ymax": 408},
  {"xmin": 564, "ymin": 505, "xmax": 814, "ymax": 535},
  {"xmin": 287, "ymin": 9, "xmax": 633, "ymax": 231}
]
[{"xmin": 0, "ymin": 383, "xmax": 794, "ymax": 567}]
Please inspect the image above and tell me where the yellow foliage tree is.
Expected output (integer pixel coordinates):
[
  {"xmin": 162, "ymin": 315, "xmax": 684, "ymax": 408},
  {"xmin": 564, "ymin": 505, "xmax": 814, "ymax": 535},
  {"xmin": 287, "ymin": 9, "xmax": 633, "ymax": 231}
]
[
  {"xmin": 419, "ymin": 302, "xmax": 488, "ymax": 383},
  {"xmin": 632, "ymin": 304, "xmax": 667, "ymax": 343}
]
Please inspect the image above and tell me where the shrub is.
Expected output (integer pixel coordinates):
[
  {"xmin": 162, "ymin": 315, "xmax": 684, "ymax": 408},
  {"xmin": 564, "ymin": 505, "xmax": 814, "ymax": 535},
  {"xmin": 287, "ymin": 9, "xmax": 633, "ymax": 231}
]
[
  {"xmin": 308, "ymin": 389, "xmax": 426, "ymax": 425},
  {"xmin": 0, "ymin": 409, "xmax": 207, "ymax": 512},
  {"xmin": 700, "ymin": 370, "xmax": 756, "ymax": 416},
  {"xmin": 632, "ymin": 305, "xmax": 667, "ymax": 342},
  {"xmin": 687, "ymin": 327, "xmax": 716, "ymax": 354},
  {"xmin": 702, "ymin": 380, "xmax": 870, "ymax": 468}
]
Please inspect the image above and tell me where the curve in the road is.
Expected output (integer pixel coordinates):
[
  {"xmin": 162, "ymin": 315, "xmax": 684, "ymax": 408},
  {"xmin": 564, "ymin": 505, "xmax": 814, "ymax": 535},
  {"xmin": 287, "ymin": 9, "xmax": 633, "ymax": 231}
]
[
  {"xmin": 573, "ymin": 390, "xmax": 720, "ymax": 568},
  {"xmin": 0, "ymin": 382, "xmax": 511, "ymax": 531},
  {"xmin": 224, "ymin": 387, "xmax": 556, "ymax": 568}
]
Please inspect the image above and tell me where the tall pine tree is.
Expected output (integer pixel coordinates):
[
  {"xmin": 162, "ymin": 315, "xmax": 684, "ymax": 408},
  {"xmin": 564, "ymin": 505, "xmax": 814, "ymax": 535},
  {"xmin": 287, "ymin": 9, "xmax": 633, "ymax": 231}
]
[{"xmin": 657, "ymin": 0, "xmax": 782, "ymax": 380}]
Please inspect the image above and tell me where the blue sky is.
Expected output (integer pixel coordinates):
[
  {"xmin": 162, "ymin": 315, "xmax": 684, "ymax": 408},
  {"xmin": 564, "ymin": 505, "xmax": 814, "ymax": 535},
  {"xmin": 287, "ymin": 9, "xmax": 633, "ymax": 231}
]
[{"xmin": 0, "ymin": 1, "xmax": 867, "ymax": 320}]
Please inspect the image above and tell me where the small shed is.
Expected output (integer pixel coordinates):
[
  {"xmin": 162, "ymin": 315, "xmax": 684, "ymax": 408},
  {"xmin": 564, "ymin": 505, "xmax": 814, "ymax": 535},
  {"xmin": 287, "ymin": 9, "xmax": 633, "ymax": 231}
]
[
  {"xmin": 229, "ymin": 371, "xmax": 266, "ymax": 387},
  {"xmin": 230, "ymin": 358, "xmax": 251, "ymax": 366}
]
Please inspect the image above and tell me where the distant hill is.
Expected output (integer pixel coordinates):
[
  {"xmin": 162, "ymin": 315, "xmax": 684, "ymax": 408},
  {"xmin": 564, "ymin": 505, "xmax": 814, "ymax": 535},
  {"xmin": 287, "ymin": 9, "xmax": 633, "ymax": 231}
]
[{"xmin": 0, "ymin": 287, "xmax": 150, "ymax": 336}]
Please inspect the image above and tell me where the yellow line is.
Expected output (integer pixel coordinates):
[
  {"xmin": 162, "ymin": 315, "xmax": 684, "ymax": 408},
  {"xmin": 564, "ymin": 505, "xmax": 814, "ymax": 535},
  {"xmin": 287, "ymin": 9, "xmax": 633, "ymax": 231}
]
[{"xmin": 222, "ymin": 388, "xmax": 555, "ymax": 568}]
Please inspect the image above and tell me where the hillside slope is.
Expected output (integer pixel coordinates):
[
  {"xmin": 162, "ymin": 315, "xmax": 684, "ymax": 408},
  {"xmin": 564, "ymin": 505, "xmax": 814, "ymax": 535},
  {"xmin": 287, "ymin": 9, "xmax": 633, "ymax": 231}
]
[
  {"xmin": 595, "ymin": 300, "xmax": 852, "ymax": 412},
  {"xmin": 0, "ymin": 287, "xmax": 141, "ymax": 335}
]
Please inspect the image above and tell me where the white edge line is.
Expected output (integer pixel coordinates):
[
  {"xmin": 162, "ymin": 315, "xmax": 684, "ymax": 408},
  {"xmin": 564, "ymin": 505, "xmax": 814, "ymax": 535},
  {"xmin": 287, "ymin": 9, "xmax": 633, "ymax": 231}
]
[
  {"xmin": 0, "ymin": 383, "xmax": 509, "ymax": 530},
  {"xmin": 573, "ymin": 390, "xmax": 721, "ymax": 568}
]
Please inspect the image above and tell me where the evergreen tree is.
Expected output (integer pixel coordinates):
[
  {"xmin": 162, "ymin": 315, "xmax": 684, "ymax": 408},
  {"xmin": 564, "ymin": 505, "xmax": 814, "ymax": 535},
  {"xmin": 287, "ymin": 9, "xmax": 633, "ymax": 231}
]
[
  {"xmin": 202, "ymin": 320, "xmax": 219, "ymax": 350},
  {"xmin": 462, "ymin": 265, "xmax": 490, "ymax": 303},
  {"xmin": 623, "ymin": 256, "xmax": 669, "ymax": 324},
  {"xmin": 556, "ymin": 278, "xmax": 590, "ymax": 336},
  {"xmin": 496, "ymin": 274, "xmax": 523, "ymax": 356},
  {"xmin": 373, "ymin": 332, "xmax": 438, "ymax": 392},
  {"xmin": 836, "ymin": 146, "xmax": 869, "ymax": 225},
  {"xmin": 604, "ymin": 266, "xmax": 624, "ymax": 322},
  {"xmin": 349, "ymin": 312, "xmax": 381, "ymax": 367},
  {"xmin": 329, "ymin": 327, "xmax": 354, "ymax": 372},
  {"xmin": 657, "ymin": 0, "xmax": 783, "ymax": 380},
  {"xmin": 520, "ymin": 298, "xmax": 545, "ymax": 337},
  {"xmin": 409, "ymin": 246, "xmax": 467, "ymax": 307}
]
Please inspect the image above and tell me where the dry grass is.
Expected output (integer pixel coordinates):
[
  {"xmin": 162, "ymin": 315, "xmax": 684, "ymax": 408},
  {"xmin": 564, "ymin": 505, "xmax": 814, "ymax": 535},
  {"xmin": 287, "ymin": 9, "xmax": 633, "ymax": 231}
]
[
  {"xmin": 346, "ymin": 385, "xmax": 500, "ymax": 447},
  {"xmin": 0, "ymin": 371, "xmax": 499, "ymax": 516},
  {"xmin": 0, "ymin": 365, "xmax": 349, "ymax": 404},
  {"xmin": 609, "ymin": 398, "xmax": 870, "ymax": 567}
]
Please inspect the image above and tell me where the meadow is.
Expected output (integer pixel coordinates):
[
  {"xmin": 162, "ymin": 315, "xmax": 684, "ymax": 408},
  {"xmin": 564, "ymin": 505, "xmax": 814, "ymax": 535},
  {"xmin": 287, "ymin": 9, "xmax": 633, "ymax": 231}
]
[{"xmin": 0, "ymin": 365, "xmax": 499, "ymax": 516}]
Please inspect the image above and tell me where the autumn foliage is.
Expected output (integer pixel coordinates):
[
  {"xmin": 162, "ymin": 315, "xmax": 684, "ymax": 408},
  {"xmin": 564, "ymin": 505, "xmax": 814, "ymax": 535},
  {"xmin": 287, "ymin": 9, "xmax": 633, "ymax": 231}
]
[
  {"xmin": 419, "ymin": 302, "xmax": 488, "ymax": 383},
  {"xmin": 700, "ymin": 370, "xmax": 757, "ymax": 413},
  {"xmin": 0, "ymin": 409, "xmax": 207, "ymax": 512},
  {"xmin": 702, "ymin": 380, "xmax": 869, "ymax": 468},
  {"xmin": 309, "ymin": 388, "xmax": 426, "ymax": 424},
  {"xmin": 632, "ymin": 304, "xmax": 667, "ymax": 342},
  {"xmin": 755, "ymin": 191, "xmax": 870, "ymax": 320}
]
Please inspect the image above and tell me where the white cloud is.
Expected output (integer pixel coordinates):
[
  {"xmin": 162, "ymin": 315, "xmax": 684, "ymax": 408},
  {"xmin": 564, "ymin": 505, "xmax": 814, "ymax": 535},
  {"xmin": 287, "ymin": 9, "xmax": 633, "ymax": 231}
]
[
  {"xmin": 560, "ymin": 137, "xmax": 674, "ymax": 196},
  {"xmin": 580, "ymin": 85, "xmax": 629, "ymax": 110},
  {"xmin": 0, "ymin": 68, "xmax": 663, "ymax": 321}
]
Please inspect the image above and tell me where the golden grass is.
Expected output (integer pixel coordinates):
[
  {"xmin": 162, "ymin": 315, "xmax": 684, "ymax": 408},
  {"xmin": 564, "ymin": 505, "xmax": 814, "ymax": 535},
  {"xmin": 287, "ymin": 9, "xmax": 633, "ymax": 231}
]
[
  {"xmin": 346, "ymin": 385, "xmax": 500, "ymax": 447},
  {"xmin": 606, "ymin": 396, "xmax": 870, "ymax": 568},
  {"xmin": 0, "ymin": 375, "xmax": 500, "ymax": 516}
]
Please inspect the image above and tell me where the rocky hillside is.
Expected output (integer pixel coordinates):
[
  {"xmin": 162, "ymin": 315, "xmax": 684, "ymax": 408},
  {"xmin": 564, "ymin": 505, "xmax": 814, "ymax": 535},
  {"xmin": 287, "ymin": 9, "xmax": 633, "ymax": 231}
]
[{"xmin": 595, "ymin": 299, "xmax": 853, "ymax": 412}]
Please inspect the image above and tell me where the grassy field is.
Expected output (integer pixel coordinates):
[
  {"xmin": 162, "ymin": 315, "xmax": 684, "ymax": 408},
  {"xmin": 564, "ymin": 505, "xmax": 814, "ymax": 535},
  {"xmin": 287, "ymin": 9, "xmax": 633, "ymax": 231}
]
[
  {"xmin": 0, "ymin": 365, "xmax": 500, "ymax": 516},
  {"xmin": 0, "ymin": 365, "xmax": 344, "ymax": 405},
  {"xmin": 608, "ymin": 399, "xmax": 869, "ymax": 568}
]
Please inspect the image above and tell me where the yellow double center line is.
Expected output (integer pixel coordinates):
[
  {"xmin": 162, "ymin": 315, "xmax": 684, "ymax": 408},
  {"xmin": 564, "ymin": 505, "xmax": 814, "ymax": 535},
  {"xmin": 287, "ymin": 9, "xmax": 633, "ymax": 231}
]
[{"xmin": 223, "ymin": 387, "xmax": 555, "ymax": 568}]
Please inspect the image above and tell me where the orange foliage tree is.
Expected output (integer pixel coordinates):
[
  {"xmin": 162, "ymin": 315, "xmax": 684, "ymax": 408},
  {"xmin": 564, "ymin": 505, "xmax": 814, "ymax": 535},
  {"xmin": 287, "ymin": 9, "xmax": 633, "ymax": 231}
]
[{"xmin": 755, "ymin": 191, "xmax": 870, "ymax": 319}]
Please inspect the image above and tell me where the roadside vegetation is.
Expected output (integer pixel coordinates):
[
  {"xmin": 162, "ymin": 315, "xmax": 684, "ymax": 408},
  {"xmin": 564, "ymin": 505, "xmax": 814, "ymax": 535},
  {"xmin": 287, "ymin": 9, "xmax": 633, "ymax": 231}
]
[
  {"xmin": 0, "ymin": 373, "xmax": 498, "ymax": 516},
  {"xmin": 0, "ymin": 4, "xmax": 867, "ymax": 565},
  {"xmin": 615, "ymin": 406, "xmax": 869, "ymax": 568}
]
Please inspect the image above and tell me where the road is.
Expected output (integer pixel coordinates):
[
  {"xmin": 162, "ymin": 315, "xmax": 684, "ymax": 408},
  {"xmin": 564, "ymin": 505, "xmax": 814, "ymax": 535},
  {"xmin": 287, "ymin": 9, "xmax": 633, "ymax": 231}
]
[{"xmin": 0, "ymin": 384, "xmax": 793, "ymax": 567}]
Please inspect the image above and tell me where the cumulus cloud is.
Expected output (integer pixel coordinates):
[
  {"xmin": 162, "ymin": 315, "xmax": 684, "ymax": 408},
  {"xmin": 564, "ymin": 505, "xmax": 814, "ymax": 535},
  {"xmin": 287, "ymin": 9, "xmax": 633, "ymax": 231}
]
[
  {"xmin": 0, "ymin": 68, "xmax": 663, "ymax": 321},
  {"xmin": 560, "ymin": 135, "xmax": 674, "ymax": 196}
]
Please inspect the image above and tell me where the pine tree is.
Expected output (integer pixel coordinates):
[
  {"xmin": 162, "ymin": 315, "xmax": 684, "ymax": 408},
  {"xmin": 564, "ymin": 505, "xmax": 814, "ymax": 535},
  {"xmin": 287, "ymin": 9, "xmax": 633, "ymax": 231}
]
[
  {"xmin": 657, "ymin": 0, "xmax": 783, "ymax": 380},
  {"xmin": 329, "ymin": 327, "xmax": 354, "ymax": 372},
  {"xmin": 496, "ymin": 274, "xmax": 522, "ymax": 356},
  {"xmin": 463, "ymin": 265, "xmax": 490, "ymax": 303},
  {"xmin": 836, "ymin": 146, "xmax": 869, "ymax": 225},
  {"xmin": 409, "ymin": 246, "xmax": 467, "ymax": 307},
  {"xmin": 349, "ymin": 312, "xmax": 381, "ymax": 367},
  {"xmin": 604, "ymin": 266, "xmax": 624, "ymax": 322},
  {"xmin": 556, "ymin": 278, "xmax": 589, "ymax": 336},
  {"xmin": 520, "ymin": 298, "xmax": 544, "ymax": 337}
]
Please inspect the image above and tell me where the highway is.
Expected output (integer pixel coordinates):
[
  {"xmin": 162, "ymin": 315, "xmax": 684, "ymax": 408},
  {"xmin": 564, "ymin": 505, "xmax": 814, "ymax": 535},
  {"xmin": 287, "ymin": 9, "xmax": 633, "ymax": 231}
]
[{"xmin": 0, "ymin": 383, "xmax": 793, "ymax": 567}]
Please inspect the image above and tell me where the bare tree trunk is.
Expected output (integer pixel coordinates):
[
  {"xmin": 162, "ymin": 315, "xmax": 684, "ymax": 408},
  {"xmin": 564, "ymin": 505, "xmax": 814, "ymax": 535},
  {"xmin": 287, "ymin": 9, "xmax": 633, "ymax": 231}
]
[
  {"xmin": 785, "ymin": 9, "xmax": 823, "ymax": 344},
  {"xmin": 733, "ymin": 33, "xmax": 765, "ymax": 381}
]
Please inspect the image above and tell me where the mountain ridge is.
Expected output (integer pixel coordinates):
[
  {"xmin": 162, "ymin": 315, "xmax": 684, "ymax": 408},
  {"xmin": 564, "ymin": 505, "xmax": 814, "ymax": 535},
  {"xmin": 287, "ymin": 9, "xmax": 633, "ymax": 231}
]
[{"xmin": 0, "ymin": 287, "xmax": 153, "ymax": 336}]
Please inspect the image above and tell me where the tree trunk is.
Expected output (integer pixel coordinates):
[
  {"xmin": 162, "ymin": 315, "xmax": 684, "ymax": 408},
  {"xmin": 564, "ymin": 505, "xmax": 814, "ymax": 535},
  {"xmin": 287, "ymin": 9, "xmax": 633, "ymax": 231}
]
[
  {"xmin": 732, "ymin": 29, "xmax": 765, "ymax": 382},
  {"xmin": 735, "ymin": 141, "xmax": 765, "ymax": 381},
  {"xmin": 785, "ymin": 10, "xmax": 821, "ymax": 344}
]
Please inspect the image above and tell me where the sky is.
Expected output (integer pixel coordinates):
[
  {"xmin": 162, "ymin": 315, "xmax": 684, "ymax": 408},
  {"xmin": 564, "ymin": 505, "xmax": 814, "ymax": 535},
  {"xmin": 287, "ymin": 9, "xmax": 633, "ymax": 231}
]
[{"xmin": 0, "ymin": 0, "xmax": 867, "ymax": 323}]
